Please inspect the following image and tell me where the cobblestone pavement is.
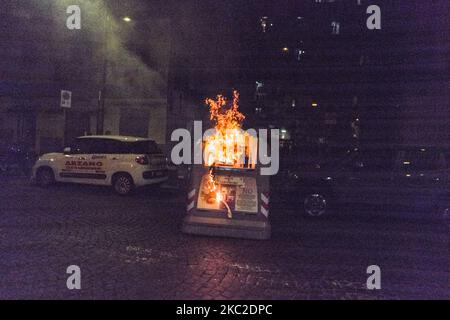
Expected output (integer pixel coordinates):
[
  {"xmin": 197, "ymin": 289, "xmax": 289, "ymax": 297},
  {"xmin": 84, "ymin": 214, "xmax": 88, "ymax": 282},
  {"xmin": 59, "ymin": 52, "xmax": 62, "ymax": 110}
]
[{"xmin": 0, "ymin": 177, "xmax": 449, "ymax": 299}]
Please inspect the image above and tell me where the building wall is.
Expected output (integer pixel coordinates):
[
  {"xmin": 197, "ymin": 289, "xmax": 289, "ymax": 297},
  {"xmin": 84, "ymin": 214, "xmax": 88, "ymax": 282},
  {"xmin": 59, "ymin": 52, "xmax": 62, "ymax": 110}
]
[
  {"xmin": 169, "ymin": 0, "xmax": 449, "ymax": 154},
  {"xmin": 102, "ymin": 98, "xmax": 167, "ymax": 145},
  {"xmin": 35, "ymin": 111, "xmax": 65, "ymax": 154},
  {"xmin": 0, "ymin": 1, "xmax": 171, "ymax": 155}
]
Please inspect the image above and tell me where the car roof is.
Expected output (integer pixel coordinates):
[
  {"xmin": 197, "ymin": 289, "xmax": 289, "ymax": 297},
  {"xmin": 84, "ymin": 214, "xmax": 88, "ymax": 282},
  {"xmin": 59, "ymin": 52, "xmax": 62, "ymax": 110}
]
[{"xmin": 76, "ymin": 135, "xmax": 153, "ymax": 142}]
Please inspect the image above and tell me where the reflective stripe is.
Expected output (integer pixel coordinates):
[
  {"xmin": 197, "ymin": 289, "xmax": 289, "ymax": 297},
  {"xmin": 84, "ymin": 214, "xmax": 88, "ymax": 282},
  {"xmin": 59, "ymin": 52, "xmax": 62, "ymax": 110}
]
[
  {"xmin": 261, "ymin": 192, "xmax": 269, "ymax": 205},
  {"xmin": 187, "ymin": 201, "xmax": 195, "ymax": 212},
  {"xmin": 188, "ymin": 189, "xmax": 196, "ymax": 200},
  {"xmin": 261, "ymin": 206, "xmax": 269, "ymax": 218}
]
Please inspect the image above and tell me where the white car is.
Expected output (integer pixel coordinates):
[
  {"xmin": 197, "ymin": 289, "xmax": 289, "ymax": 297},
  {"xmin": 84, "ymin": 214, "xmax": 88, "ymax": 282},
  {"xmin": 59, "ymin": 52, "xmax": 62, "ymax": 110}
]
[{"xmin": 32, "ymin": 135, "xmax": 168, "ymax": 195}]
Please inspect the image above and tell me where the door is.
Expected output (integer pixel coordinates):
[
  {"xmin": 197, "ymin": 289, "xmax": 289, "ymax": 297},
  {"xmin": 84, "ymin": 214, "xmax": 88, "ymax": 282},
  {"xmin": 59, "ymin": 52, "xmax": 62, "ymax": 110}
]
[
  {"xmin": 57, "ymin": 138, "xmax": 107, "ymax": 184},
  {"xmin": 57, "ymin": 138, "xmax": 90, "ymax": 183},
  {"xmin": 65, "ymin": 111, "xmax": 91, "ymax": 145},
  {"xmin": 88, "ymin": 138, "xmax": 119, "ymax": 185}
]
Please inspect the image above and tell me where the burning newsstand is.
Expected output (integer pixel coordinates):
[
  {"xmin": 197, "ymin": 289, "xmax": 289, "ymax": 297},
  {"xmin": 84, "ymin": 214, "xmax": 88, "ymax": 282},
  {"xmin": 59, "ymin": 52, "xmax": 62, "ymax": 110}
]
[{"xmin": 182, "ymin": 91, "xmax": 271, "ymax": 240}]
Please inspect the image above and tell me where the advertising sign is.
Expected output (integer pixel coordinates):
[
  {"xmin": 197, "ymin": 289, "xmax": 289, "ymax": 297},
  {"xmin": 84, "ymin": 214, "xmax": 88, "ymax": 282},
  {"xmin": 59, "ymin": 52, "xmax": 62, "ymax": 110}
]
[{"xmin": 197, "ymin": 174, "xmax": 258, "ymax": 213}]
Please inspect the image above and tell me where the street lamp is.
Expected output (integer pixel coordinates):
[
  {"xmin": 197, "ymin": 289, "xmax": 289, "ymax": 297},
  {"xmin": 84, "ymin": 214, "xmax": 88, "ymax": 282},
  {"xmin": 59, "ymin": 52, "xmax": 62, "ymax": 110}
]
[
  {"xmin": 97, "ymin": 9, "xmax": 110, "ymax": 135},
  {"xmin": 97, "ymin": 13, "xmax": 137, "ymax": 134}
]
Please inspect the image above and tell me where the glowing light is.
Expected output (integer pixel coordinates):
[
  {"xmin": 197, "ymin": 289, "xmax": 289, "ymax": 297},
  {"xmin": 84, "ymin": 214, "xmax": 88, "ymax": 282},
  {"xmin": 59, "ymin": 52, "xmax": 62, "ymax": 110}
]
[
  {"xmin": 123, "ymin": 16, "xmax": 132, "ymax": 22},
  {"xmin": 203, "ymin": 91, "xmax": 249, "ymax": 168},
  {"xmin": 403, "ymin": 161, "xmax": 411, "ymax": 165},
  {"xmin": 282, "ymin": 47, "xmax": 289, "ymax": 52},
  {"xmin": 312, "ymin": 102, "xmax": 318, "ymax": 107},
  {"xmin": 202, "ymin": 91, "xmax": 253, "ymax": 220}
]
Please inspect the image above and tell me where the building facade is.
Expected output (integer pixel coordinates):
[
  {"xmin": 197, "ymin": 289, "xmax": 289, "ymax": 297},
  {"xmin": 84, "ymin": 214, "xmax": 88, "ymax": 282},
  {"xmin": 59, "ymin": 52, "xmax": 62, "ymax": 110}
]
[
  {"xmin": 0, "ymin": 0, "xmax": 170, "ymax": 155},
  {"xmin": 168, "ymin": 0, "xmax": 449, "ymax": 159}
]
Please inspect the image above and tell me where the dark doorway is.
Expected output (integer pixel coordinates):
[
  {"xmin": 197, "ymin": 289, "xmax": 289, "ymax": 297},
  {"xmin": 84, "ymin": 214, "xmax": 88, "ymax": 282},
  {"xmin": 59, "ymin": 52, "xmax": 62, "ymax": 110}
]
[
  {"xmin": 66, "ymin": 111, "xmax": 91, "ymax": 144},
  {"xmin": 119, "ymin": 108, "xmax": 149, "ymax": 138}
]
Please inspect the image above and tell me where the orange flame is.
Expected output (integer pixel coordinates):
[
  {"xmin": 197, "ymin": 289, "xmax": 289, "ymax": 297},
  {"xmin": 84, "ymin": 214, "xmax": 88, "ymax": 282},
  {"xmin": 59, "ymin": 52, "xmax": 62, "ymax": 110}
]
[
  {"xmin": 204, "ymin": 91, "xmax": 248, "ymax": 167},
  {"xmin": 206, "ymin": 90, "xmax": 244, "ymax": 134}
]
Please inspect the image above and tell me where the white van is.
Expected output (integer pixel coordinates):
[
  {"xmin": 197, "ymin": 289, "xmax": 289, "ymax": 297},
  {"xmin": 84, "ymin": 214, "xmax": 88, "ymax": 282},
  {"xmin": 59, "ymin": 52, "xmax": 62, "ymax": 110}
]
[{"xmin": 32, "ymin": 135, "xmax": 168, "ymax": 195}]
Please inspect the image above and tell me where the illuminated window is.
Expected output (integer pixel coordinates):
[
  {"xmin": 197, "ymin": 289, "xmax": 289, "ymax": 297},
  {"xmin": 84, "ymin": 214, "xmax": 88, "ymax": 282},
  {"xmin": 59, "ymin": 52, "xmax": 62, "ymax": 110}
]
[
  {"xmin": 260, "ymin": 16, "xmax": 272, "ymax": 33},
  {"xmin": 331, "ymin": 21, "xmax": 340, "ymax": 35},
  {"xmin": 280, "ymin": 129, "xmax": 291, "ymax": 140},
  {"xmin": 296, "ymin": 48, "xmax": 305, "ymax": 61},
  {"xmin": 255, "ymin": 81, "xmax": 264, "ymax": 91}
]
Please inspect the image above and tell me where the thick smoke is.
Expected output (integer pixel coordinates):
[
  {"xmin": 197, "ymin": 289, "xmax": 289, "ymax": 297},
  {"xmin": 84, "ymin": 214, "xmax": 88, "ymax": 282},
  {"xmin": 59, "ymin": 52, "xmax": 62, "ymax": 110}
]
[{"xmin": 50, "ymin": 0, "xmax": 168, "ymax": 99}]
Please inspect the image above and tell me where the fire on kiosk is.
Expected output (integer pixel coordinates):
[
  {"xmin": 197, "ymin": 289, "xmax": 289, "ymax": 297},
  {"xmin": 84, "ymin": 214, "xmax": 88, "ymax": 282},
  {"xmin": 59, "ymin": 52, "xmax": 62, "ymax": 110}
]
[{"xmin": 182, "ymin": 91, "xmax": 271, "ymax": 240}]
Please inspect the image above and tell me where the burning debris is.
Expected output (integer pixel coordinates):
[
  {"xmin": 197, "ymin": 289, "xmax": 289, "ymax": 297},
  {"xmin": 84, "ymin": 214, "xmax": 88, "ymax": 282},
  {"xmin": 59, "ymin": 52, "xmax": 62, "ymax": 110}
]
[
  {"xmin": 201, "ymin": 91, "xmax": 253, "ymax": 218},
  {"xmin": 203, "ymin": 90, "xmax": 250, "ymax": 168},
  {"xmin": 183, "ymin": 91, "xmax": 271, "ymax": 239}
]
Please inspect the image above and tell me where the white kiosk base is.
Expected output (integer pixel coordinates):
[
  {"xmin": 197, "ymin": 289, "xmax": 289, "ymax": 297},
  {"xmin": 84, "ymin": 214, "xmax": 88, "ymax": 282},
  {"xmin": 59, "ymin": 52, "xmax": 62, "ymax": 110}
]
[
  {"xmin": 182, "ymin": 165, "xmax": 271, "ymax": 240},
  {"xmin": 182, "ymin": 215, "xmax": 271, "ymax": 240}
]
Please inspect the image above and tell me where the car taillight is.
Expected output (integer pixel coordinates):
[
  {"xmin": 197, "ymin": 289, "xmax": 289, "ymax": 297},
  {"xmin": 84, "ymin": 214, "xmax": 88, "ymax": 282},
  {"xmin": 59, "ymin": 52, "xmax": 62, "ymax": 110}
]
[{"xmin": 135, "ymin": 155, "xmax": 149, "ymax": 165}]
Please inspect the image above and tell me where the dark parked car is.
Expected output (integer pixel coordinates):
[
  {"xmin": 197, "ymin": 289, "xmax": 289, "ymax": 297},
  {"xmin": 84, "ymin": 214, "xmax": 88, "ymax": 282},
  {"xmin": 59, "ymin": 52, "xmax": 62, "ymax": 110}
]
[
  {"xmin": 0, "ymin": 142, "xmax": 37, "ymax": 177},
  {"xmin": 274, "ymin": 146, "xmax": 450, "ymax": 220}
]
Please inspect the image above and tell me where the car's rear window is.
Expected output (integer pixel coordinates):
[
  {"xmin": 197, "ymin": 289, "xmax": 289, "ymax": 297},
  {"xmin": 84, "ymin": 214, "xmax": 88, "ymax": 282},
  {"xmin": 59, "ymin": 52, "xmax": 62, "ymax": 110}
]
[
  {"xmin": 72, "ymin": 138, "xmax": 162, "ymax": 155},
  {"xmin": 124, "ymin": 141, "xmax": 162, "ymax": 155}
]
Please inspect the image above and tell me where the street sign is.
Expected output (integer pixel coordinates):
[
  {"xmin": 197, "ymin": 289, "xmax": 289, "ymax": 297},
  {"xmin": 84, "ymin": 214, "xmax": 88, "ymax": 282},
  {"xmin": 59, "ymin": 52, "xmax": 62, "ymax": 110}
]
[{"xmin": 60, "ymin": 90, "xmax": 72, "ymax": 108}]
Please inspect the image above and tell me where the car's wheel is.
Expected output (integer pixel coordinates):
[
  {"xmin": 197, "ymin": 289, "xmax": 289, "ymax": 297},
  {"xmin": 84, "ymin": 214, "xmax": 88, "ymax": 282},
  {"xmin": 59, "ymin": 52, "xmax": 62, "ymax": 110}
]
[
  {"xmin": 304, "ymin": 193, "xmax": 328, "ymax": 217},
  {"xmin": 113, "ymin": 173, "xmax": 134, "ymax": 196},
  {"xmin": 36, "ymin": 167, "xmax": 55, "ymax": 187}
]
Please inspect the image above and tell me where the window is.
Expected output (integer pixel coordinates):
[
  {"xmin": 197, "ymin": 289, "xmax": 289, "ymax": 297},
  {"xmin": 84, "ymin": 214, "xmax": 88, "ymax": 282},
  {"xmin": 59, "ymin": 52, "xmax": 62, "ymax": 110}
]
[
  {"xmin": 356, "ymin": 150, "xmax": 395, "ymax": 171},
  {"xmin": 260, "ymin": 17, "xmax": 272, "ymax": 33},
  {"xmin": 296, "ymin": 48, "xmax": 305, "ymax": 61},
  {"xmin": 73, "ymin": 139, "xmax": 162, "ymax": 155},
  {"xmin": 71, "ymin": 139, "xmax": 93, "ymax": 154},
  {"xmin": 88, "ymin": 139, "xmax": 119, "ymax": 154},
  {"xmin": 122, "ymin": 141, "xmax": 161, "ymax": 154},
  {"xmin": 331, "ymin": 21, "xmax": 340, "ymax": 35},
  {"xmin": 396, "ymin": 149, "xmax": 446, "ymax": 171}
]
